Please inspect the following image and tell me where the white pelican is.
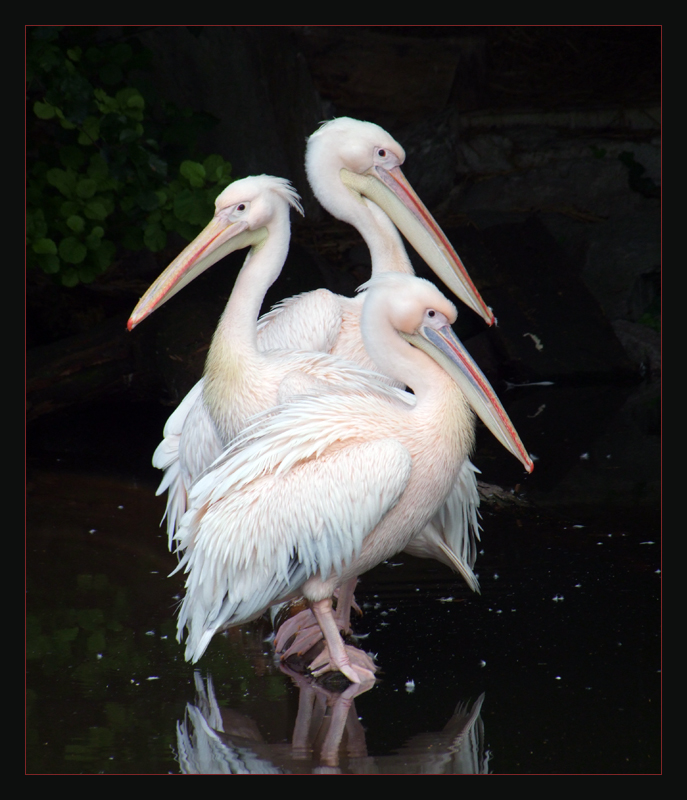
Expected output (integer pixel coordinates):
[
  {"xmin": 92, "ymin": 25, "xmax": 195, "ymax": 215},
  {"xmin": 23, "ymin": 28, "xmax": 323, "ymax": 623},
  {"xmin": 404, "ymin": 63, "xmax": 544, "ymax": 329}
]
[
  {"xmin": 129, "ymin": 175, "xmax": 409, "ymax": 544},
  {"xmin": 128, "ymin": 119, "xmax": 495, "ymax": 587},
  {"xmin": 255, "ymin": 117, "xmax": 494, "ymax": 364},
  {"xmin": 173, "ymin": 273, "xmax": 533, "ymax": 683}
]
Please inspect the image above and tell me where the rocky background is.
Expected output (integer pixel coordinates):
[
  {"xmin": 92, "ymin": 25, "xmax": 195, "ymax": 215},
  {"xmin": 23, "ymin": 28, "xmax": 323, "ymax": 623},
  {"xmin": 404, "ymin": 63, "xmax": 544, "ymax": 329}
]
[{"xmin": 27, "ymin": 26, "xmax": 660, "ymax": 518}]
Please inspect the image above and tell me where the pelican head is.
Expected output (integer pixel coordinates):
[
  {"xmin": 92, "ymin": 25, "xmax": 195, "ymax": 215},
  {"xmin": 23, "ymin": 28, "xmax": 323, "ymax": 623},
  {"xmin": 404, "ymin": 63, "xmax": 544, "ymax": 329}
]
[
  {"xmin": 127, "ymin": 176, "xmax": 303, "ymax": 330},
  {"xmin": 360, "ymin": 274, "xmax": 533, "ymax": 473},
  {"xmin": 307, "ymin": 118, "xmax": 495, "ymax": 326}
]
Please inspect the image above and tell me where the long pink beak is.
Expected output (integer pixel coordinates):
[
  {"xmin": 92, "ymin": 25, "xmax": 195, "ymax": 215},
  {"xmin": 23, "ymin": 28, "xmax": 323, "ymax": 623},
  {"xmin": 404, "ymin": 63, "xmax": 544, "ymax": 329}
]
[
  {"xmin": 127, "ymin": 217, "xmax": 259, "ymax": 331},
  {"xmin": 405, "ymin": 323, "xmax": 533, "ymax": 473},
  {"xmin": 343, "ymin": 165, "xmax": 495, "ymax": 326}
]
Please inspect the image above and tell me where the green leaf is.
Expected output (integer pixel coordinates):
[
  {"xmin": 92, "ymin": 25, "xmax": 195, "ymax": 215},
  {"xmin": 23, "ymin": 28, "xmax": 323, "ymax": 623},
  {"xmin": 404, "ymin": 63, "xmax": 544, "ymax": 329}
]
[
  {"xmin": 66, "ymin": 215, "xmax": 85, "ymax": 233},
  {"xmin": 76, "ymin": 178, "xmax": 98, "ymax": 199},
  {"xmin": 34, "ymin": 101, "xmax": 56, "ymax": 120},
  {"xmin": 58, "ymin": 236, "xmax": 87, "ymax": 264},
  {"xmin": 143, "ymin": 223, "xmax": 166, "ymax": 252},
  {"xmin": 203, "ymin": 154, "xmax": 232, "ymax": 184},
  {"xmin": 85, "ymin": 228, "xmax": 105, "ymax": 250},
  {"xmin": 173, "ymin": 189, "xmax": 211, "ymax": 226},
  {"xmin": 78, "ymin": 116, "xmax": 100, "ymax": 146},
  {"xmin": 180, "ymin": 160, "xmax": 206, "ymax": 188},
  {"xmin": 203, "ymin": 154, "xmax": 223, "ymax": 181},
  {"xmin": 95, "ymin": 95, "xmax": 119, "ymax": 116},
  {"xmin": 117, "ymin": 87, "xmax": 145, "ymax": 111},
  {"xmin": 39, "ymin": 254, "xmax": 61, "ymax": 274},
  {"xmin": 83, "ymin": 201, "xmax": 109, "ymax": 221},
  {"xmin": 27, "ymin": 209, "xmax": 48, "ymax": 240},
  {"xmin": 127, "ymin": 94, "xmax": 145, "ymax": 111},
  {"xmin": 32, "ymin": 238, "xmax": 58, "ymax": 256},
  {"xmin": 46, "ymin": 167, "xmax": 76, "ymax": 197},
  {"xmin": 31, "ymin": 39, "xmax": 63, "ymax": 71}
]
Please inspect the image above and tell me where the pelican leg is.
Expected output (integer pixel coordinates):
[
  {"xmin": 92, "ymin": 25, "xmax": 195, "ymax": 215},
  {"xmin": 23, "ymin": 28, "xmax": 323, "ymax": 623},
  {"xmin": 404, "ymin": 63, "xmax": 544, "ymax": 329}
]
[
  {"xmin": 274, "ymin": 578, "xmax": 361, "ymax": 659},
  {"xmin": 333, "ymin": 577, "xmax": 361, "ymax": 632},
  {"xmin": 309, "ymin": 598, "xmax": 377, "ymax": 684},
  {"xmin": 274, "ymin": 606, "xmax": 320, "ymax": 655},
  {"xmin": 277, "ymin": 616, "xmax": 324, "ymax": 660}
]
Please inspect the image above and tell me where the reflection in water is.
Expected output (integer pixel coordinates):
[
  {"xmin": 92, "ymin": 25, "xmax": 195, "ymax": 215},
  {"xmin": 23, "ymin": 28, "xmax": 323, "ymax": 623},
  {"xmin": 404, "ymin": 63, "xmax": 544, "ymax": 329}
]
[
  {"xmin": 26, "ymin": 469, "xmax": 660, "ymax": 773},
  {"xmin": 177, "ymin": 672, "xmax": 283, "ymax": 775},
  {"xmin": 176, "ymin": 671, "xmax": 488, "ymax": 774}
]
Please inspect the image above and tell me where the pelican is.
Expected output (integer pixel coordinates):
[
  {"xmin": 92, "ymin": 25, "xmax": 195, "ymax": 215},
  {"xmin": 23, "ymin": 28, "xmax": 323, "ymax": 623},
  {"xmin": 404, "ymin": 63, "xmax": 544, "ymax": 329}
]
[
  {"xmin": 129, "ymin": 175, "xmax": 411, "ymax": 544},
  {"xmin": 173, "ymin": 273, "xmax": 533, "ymax": 683},
  {"xmin": 255, "ymin": 117, "xmax": 494, "ymax": 364},
  {"xmin": 129, "ymin": 119, "xmax": 495, "ymax": 582}
]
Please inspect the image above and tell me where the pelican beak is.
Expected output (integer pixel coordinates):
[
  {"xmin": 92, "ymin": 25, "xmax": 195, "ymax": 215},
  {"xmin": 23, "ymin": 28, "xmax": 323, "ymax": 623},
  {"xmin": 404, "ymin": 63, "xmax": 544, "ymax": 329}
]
[
  {"xmin": 341, "ymin": 166, "xmax": 495, "ymax": 326},
  {"xmin": 402, "ymin": 325, "xmax": 534, "ymax": 472},
  {"xmin": 127, "ymin": 217, "xmax": 267, "ymax": 330}
]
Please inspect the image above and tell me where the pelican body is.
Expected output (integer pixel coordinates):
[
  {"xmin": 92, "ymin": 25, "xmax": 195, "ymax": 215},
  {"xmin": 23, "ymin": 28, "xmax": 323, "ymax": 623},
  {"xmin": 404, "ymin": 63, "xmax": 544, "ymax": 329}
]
[{"xmin": 173, "ymin": 274, "xmax": 532, "ymax": 682}]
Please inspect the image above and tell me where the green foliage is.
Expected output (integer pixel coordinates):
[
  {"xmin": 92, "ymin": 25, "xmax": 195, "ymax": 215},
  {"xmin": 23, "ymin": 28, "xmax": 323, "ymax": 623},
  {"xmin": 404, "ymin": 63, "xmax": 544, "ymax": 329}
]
[{"xmin": 27, "ymin": 26, "xmax": 234, "ymax": 286}]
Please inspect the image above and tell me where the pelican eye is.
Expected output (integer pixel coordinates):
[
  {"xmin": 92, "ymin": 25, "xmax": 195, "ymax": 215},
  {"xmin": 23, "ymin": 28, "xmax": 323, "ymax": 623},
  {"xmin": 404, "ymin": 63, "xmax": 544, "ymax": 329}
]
[
  {"xmin": 378, "ymin": 148, "xmax": 387, "ymax": 158},
  {"xmin": 427, "ymin": 309, "xmax": 436, "ymax": 318},
  {"xmin": 236, "ymin": 203, "xmax": 247, "ymax": 212}
]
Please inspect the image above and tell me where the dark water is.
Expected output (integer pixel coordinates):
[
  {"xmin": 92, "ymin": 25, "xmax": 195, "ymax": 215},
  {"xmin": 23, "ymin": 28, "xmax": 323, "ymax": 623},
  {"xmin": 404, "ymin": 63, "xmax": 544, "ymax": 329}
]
[{"xmin": 26, "ymin": 401, "xmax": 660, "ymax": 774}]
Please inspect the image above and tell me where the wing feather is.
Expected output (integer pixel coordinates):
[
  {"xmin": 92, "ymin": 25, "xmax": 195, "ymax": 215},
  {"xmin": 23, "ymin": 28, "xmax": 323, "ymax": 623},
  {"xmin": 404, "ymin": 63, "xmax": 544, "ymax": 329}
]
[
  {"xmin": 152, "ymin": 379, "xmax": 223, "ymax": 549},
  {"xmin": 256, "ymin": 289, "xmax": 342, "ymax": 353},
  {"xmin": 404, "ymin": 460, "xmax": 482, "ymax": 592},
  {"xmin": 174, "ymin": 407, "xmax": 412, "ymax": 663}
]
